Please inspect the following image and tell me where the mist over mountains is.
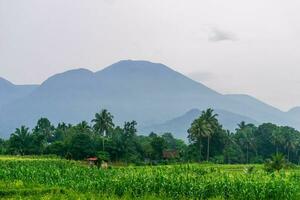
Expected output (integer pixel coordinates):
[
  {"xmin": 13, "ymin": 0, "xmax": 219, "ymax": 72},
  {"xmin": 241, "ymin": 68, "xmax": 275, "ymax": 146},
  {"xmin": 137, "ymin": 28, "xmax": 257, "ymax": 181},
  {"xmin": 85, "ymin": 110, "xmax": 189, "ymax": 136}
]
[{"xmin": 0, "ymin": 60, "xmax": 299, "ymax": 139}]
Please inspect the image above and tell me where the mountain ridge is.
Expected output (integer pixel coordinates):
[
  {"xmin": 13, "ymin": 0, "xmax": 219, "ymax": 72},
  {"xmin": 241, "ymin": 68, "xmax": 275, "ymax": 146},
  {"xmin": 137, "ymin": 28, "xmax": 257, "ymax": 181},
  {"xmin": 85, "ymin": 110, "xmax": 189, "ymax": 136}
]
[
  {"xmin": 141, "ymin": 108, "xmax": 258, "ymax": 140},
  {"xmin": 0, "ymin": 60, "xmax": 299, "ymax": 138}
]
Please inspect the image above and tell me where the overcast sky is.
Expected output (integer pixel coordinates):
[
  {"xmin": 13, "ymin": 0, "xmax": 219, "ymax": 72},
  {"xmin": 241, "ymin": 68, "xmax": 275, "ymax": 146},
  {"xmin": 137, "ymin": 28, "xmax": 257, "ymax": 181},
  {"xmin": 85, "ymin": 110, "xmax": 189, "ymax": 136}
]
[{"xmin": 1, "ymin": 0, "xmax": 300, "ymax": 111}]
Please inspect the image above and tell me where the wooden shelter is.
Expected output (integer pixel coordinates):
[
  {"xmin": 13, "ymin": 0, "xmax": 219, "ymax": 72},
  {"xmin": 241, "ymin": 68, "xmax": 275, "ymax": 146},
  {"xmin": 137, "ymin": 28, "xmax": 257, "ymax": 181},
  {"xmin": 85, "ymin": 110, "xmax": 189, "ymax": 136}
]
[
  {"xmin": 163, "ymin": 150, "xmax": 179, "ymax": 159},
  {"xmin": 87, "ymin": 157, "xmax": 98, "ymax": 166}
]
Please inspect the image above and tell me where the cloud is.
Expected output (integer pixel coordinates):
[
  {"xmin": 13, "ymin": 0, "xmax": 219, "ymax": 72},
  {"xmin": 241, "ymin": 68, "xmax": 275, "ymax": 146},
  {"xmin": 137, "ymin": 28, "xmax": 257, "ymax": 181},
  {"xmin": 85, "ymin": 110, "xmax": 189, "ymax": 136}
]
[{"xmin": 208, "ymin": 27, "xmax": 237, "ymax": 42}]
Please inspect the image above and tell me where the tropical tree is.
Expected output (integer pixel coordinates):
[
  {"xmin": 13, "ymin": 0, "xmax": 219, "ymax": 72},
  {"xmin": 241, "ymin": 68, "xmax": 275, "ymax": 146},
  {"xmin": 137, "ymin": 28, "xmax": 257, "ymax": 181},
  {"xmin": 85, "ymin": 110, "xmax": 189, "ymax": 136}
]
[
  {"xmin": 122, "ymin": 121, "xmax": 139, "ymax": 162},
  {"xmin": 282, "ymin": 126, "xmax": 297, "ymax": 162},
  {"xmin": 33, "ymin": 118, "xmax": 55, "ymax": 143},
  {"xmin": 237, "ymin": 121, "xmax": 247, "ymax": 130},
  {"xmin": 68, "ymin": 133, "xmax": 95, "ymax": 160},
  {"xmin": 270, "ymin": 126, "xmax": 284, "ymax": 155},
  {"xmin": 188, "ymin": 117, "xmax": 208, "ymax": 162},
  {"xmin": 236, "ymin": 123, "xmax": 257, "ymax": 163},
  {"xmin": 92, "ymin": 109, "xmax": 114, "ymax": 151},
  {"xmin": 75, "ymin": 121, "xmax": 92, "ymax": 134},
  {"xmin": 188, "ymin": 108, "xmax": 218, "ymax": 162},
  {"xmin": 201, "ymin": 108, "xmax": 219, "ymax": 161},
  {"xmin": 150, "ymin": 134, "xmax": 167, "ymax": 160},
  {"xmin": 9, "ymin": 126, "xmax": 31, "ymax": 155}
]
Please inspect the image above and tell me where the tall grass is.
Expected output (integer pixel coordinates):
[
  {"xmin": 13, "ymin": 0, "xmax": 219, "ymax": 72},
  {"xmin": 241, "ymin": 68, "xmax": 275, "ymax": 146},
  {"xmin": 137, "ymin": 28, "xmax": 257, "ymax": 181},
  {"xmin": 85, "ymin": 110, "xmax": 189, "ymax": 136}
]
[{"xmin": 0, "ymin": 157, "xmax": 299, "ymax": 199}]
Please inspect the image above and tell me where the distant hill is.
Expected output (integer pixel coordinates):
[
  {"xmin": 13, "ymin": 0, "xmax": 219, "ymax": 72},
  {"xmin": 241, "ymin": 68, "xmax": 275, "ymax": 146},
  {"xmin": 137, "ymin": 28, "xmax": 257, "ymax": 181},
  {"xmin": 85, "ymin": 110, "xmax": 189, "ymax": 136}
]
[
  {"xmin": 0, "ymin": 60, "xmax": 298, "ymax": 138},
  {"xmin": 0, "ymin": 77, "xmax": 38, "ymax": 108},
  {"xmin": 141, "ymin": 108, "xmax": 258, "ymax": 140},
  {"xmin": 286, "ymin": 107, "xmax": 300, "ymax": 120}
]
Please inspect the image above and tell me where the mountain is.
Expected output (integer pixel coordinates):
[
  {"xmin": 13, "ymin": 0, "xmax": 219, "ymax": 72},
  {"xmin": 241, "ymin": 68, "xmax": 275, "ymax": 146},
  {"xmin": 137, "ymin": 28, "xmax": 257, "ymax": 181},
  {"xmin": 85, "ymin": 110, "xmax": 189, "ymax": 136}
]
[
  {"xmin": 224, "ymin": 94, "xmax": 287, "ymax": 124},
  {"xmin": 141, "ymin": 109, "xmax": 258, "ymax": 140},
  {"xmin": 0, "ymin": 77, "xmax": 38, "ymax": 108},
  {"xmin": 286, "ymin": 107, "xmax": 300, "ymax": 120},
  {"xmin": 0, "ymin": 60, "xmax": 298, "ymax": 138}
]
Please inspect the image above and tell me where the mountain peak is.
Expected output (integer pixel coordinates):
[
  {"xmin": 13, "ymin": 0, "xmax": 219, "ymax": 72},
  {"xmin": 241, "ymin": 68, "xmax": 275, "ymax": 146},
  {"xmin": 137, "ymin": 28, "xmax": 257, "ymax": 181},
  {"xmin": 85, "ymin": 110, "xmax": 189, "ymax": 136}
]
[
  {"xmin": 98, "ymin": 60, "xmax": 175, "ymax": 75},
  {"xmin": 41, "ymin": 68, "xmax": 94, "ymax": 85},
  {"xmin": 95, "ymin": 60, "xmax": 218, "ymax": 96},
  {"xmin": 53, "ymin": 68, "xmax": 93, "ymax": 77}
]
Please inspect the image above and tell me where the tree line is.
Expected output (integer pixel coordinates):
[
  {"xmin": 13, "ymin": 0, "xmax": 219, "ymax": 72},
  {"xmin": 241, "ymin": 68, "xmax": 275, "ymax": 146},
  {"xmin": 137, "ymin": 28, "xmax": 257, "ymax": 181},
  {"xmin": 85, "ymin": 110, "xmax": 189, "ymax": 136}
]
[{"xmin": 1, "ymin": 108, "xmax": 300, "ymax": 164}]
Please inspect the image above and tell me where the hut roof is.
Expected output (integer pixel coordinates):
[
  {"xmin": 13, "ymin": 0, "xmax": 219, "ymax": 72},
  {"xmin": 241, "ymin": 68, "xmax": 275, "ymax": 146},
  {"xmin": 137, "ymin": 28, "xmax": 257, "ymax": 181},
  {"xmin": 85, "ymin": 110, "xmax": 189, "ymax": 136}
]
[{"xmin": 87, "ymin": 157, "xmax": 98, "ymax": 161}]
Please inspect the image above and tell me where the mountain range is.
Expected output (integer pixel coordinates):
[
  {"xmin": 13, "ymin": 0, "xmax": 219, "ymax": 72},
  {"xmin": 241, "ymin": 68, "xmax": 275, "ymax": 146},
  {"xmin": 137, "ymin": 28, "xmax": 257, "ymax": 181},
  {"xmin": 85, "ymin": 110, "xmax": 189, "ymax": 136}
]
[{"xmin": 0, "ymin": 60, "xmax": 299, "ymax": 140}]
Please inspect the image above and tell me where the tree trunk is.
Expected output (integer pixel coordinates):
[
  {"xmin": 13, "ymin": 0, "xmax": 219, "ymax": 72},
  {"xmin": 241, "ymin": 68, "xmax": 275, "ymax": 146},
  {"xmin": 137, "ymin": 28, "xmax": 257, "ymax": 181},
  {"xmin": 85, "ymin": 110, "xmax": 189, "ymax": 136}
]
[
  {"xmin": 102, "ymin": 130, "xmax": 106, "ymax": 151},
  {"xmin": 246, "ymin": 144, "xmax": 249, "ymax": 164},
  {"xmin": 287, "ymin": 148, "xmax": 290, "ymax": 162},
  {"xmin": 276, "ymin": 146, "xmax": 279, "ymax": 156},
  {"xmin": 207, "ymin": 137, "xmax": 210, "ymax": 162},
  {"xmin": 198, "ymin": 141, "xmax": 202, "ymax": 162}
]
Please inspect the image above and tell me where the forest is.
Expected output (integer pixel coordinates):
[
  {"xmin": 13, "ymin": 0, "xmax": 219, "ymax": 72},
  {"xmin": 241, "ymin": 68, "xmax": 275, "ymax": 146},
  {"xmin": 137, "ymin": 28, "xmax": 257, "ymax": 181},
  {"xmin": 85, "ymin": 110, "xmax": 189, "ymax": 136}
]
[{"xmin": 1, "ymin": 108, "xmax": 299, "ymax": 165}]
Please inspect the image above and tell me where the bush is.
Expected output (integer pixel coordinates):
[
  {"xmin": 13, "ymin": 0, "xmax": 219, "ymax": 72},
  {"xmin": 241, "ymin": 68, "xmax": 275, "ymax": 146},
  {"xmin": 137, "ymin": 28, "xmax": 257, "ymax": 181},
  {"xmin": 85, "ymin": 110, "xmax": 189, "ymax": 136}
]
[{"xmin": 264, "ymin": 154, "xmax": 286, "ymax": 173}]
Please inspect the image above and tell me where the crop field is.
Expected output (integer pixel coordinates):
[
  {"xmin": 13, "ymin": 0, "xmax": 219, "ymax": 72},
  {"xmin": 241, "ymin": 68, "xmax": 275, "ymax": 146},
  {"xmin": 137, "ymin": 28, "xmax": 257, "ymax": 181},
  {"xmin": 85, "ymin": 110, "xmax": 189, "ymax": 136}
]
[{"xmin": 0, "ymin": 156, "xmax": 299, "ymax": 199}]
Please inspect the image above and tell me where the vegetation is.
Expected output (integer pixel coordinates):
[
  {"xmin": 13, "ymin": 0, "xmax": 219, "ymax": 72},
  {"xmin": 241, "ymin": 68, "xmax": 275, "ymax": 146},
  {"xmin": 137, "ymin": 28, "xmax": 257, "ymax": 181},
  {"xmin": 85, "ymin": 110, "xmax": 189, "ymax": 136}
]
[
  {"xmin": 1, "ymin": 108, "xmax": 300, "ymax": 199},
  {"xmin": 0, "ymin": 156, "xmax": 299, "ymax": 199},
  {"xmin": 1, "ymin": 108, "xmax": 300, "ymax": 165}
]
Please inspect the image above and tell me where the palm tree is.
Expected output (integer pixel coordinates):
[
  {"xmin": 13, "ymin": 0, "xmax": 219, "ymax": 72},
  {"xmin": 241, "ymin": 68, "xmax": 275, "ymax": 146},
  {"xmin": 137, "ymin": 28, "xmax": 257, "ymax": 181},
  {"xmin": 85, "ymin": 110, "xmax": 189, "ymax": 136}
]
[
  {"xmin": 239, "ymin": 127, "xmax": 256, "ymax": 163},
  {"xmin": 92, "ymin": 109, "xmax": 114, "ymax": 151},
  {"xmin": 76, "ymin": 121, "xmax": 91, "ymax": 134},
  {"xmin": 201, "ymin": 108, "xmax": 218, "ymax": 161},
  {"xmin": 270, "ymin": 127, "xmax": 283, "ymax": 156},
  {"xmin": 188, "ymin": 108, "xmax": 218, "ymax": 162},
  {"xmin": 10, "ymin": 126, "xmax": 30, "ymax": 155},
  {"xmin": 237, "ymin": 121, "xmax": 247, "ymax": 131},
  {"xmin": 188, "ymin": 118, "xmax": 210, "ymax": 162},
  {"xmin": 283, "ymin": 127, "xmax": 297, "ymax": 162}
]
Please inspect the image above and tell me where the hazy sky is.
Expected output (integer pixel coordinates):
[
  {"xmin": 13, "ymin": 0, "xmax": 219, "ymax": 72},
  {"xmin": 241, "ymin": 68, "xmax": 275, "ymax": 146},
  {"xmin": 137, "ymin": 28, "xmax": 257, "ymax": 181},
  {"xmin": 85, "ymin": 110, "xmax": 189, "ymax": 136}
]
[{"xmin": 1, "ymin": 0, "xmax": 300, "ymax": 111}]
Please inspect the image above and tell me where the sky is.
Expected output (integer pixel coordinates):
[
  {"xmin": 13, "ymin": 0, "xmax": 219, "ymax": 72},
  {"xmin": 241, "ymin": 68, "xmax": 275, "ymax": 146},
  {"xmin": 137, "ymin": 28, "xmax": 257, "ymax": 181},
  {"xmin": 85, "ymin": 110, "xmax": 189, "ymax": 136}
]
[{"xmin": 1, "ymin": 0, "xmax": 300, "ymax": 111}]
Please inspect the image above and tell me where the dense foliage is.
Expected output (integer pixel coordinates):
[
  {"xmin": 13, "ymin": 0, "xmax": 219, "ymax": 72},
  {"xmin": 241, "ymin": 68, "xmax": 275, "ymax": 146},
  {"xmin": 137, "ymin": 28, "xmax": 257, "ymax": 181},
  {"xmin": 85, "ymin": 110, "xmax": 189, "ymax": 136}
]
[
  {"xmin": 0, "ymin": 157, "xmax": 299, "ymax": 199},
  {"xmin": 1, "ymin": 108, "xmax": 300, "ymax": 164}
]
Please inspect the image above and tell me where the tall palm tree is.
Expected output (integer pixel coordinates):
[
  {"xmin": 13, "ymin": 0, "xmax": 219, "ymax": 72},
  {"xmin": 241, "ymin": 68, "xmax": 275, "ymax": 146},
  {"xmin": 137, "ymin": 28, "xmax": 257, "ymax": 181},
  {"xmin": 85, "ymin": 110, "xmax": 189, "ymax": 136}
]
[
  {"xmin": 188, "ymin": 108, "xmax": 218, "ymax": 162},
  {"xmin": 201, "ymin": 108, "xmax": 218, "ymax": 161},
  {"xmin": 188, "ymin": 117, "xmax": 211, "ymax": 162},
  {"xmin": 238, "ymin": 127, "xmax": 256, "ymax": 164},
  {"xmin": 283, "ymin": 127, "xmax": 297, "ymax": 162},
  {"xmin": 92, "ymin": 109, "xmax": 114, "ymax": 151},
  {"xmin": 270, "ymin": 127, "xmax": 283, "ymax": 156}
]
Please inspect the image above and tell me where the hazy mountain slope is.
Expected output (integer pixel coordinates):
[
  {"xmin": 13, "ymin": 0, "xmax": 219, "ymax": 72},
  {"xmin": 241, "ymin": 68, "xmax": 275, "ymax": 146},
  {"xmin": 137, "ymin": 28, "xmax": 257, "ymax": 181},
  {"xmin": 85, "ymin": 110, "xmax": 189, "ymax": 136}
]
[
  {"xmin": 224, "ymin": 94, "xmax": 286, "ymax": 123},
  {"xmin": 286, "ymin": 107, "xmax": 300, "ymax": 121},
  {"xmin": 93, "ymin": 60, "xmax": 225, "ymax": 125},
  {"xmin": 141, "ymin": 108, "xmax": 258, "ymax": 140},
  {"xmin": 0, "ymin": 77, "xmax": 38, "ymax": 108},
  {"xmin": 0, "ymin": 60, "xmax": 297, "ymax": 138}
]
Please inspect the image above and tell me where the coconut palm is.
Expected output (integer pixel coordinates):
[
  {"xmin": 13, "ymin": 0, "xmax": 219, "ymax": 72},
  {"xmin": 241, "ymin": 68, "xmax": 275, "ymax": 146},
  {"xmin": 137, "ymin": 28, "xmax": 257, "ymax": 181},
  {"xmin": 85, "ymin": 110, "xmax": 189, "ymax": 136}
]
[
  {"xmin": 283, "ymin": 127, "xmax": 297, "ymax": 162},
  {"xmin": 201, "ymin": 108, "xmax": 219, "ymax": 161},
  {"xmin": 188, "ymin": 108, "xmax": 218, "ymax": 162},
  {"xmin": 238, "ymin": 127, "xmax": 256, "ymax": 163},
  {"xmin": 270, "ymin": 127, "xmax": 284, "ymax": 156},
  {"xmin": 237, "ymin": 121, "xmax": 247, "ymax": 131},
  {"xmin": 76, "ymin": 121, "xmax": 91, "ymax": 134},
  {"xmin": 92, "ymin": 109, "xmax": 114, "ymax": 151},
  {"xmin": 188, "ymin": 117, "xmax": 211, "ymax": 162},
  {"xmin": 10, "ymin": 126, "xmax": 30, "ymax": 155}
]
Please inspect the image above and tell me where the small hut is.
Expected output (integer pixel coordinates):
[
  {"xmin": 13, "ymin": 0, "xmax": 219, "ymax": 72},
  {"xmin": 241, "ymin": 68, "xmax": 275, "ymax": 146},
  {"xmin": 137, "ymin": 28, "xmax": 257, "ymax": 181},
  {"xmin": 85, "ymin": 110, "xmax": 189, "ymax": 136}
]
[
  {"xmin": 87, "ymin": 157, "xmax": 98, "ymax": 166},
  {"xmin": 163, "ymin": 150, "xmax": 179, "ymax": 160}
]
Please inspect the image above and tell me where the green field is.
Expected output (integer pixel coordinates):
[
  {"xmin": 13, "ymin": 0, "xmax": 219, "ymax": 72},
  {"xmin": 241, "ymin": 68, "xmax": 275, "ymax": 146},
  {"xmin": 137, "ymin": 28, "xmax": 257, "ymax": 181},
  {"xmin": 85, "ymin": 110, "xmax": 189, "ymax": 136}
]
[{"xmin": 0, "ymin": 156, "xmax": 299, "ymax": 200}]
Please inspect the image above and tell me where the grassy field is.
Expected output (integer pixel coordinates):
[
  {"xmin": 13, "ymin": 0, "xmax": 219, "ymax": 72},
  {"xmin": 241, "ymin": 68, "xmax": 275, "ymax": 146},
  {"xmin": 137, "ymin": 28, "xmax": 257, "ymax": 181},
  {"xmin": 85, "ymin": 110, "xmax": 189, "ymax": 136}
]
[{"xmin": 0, "ymin": 156, "xmax": 299, "ymax": 199}]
